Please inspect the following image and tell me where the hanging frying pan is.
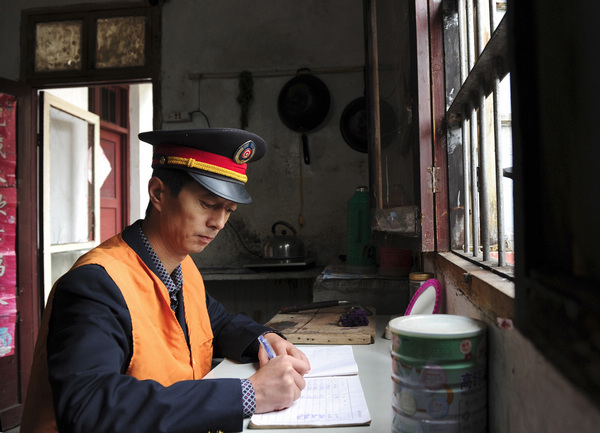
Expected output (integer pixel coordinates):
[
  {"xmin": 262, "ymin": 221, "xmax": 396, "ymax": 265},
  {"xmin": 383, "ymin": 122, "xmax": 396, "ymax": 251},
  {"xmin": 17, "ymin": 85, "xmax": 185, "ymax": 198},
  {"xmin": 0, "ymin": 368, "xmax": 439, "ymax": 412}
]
[
  {"xmin": 278, "ymin": 69, "xmax": 331, "ymax": 164},
  {"xmin": 340, "ymin": 96, "xmax": 398, "ymax": 153}
]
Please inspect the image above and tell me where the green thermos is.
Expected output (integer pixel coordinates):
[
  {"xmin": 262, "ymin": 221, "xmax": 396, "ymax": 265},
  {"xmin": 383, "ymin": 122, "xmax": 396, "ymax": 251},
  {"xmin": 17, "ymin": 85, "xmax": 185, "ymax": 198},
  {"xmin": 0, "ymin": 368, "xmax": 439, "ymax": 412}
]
[{"xmin": 346, "ymin": 186, "xmax": 376, "ymax": 271}]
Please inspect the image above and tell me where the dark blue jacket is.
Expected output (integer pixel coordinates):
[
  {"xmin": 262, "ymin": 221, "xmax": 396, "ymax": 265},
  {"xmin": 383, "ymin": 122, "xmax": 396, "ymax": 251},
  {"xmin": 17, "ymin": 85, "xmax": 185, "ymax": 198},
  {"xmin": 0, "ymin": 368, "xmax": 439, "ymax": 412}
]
[{"xmin": 46, "ymin": 222, "xmax": 271, "ymax": 433}]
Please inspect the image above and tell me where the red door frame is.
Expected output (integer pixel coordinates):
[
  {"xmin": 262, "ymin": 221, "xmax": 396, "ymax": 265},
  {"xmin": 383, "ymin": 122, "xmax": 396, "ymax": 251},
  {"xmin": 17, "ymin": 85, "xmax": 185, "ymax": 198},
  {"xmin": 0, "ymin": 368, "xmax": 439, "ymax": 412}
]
[{"xmin": 0, "ymin": 78, "xmax": 39, "ymax": 430}]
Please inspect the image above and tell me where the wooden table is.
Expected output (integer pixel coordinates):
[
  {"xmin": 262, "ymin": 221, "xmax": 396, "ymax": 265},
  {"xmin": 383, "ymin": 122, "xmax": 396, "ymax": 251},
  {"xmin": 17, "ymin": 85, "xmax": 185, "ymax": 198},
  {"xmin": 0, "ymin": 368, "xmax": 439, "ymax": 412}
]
[
  {"xmin": 265, "ymin": 305, "xmax": 377, "ymax": 345},
  {"xmin": 205, "ymin": 315, "xmax": 393, "ymax": 432}
]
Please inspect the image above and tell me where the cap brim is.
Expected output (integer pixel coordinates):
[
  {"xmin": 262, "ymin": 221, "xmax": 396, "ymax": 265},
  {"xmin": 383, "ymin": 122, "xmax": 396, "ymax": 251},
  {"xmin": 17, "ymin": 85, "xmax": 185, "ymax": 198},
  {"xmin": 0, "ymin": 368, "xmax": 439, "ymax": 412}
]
[{"xmin": 188, "ymin": 171, "xmax": 252, "ymax": 204}]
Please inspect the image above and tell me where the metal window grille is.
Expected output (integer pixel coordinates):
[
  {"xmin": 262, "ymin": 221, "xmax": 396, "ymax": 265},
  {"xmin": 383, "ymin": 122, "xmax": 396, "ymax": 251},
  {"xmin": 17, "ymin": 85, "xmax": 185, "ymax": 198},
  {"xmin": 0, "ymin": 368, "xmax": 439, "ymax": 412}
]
[{"xmin": 446, "ymin": 0, "xmax": 513, "ymax": 270}]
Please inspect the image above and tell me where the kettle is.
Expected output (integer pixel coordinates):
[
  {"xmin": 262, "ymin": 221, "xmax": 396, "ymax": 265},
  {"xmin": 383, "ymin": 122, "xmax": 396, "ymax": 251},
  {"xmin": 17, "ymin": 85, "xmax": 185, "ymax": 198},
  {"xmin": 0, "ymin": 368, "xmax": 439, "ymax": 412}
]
[{"xmin": 263, "ymin": 221, "xmax": 306, "ymax": 260}]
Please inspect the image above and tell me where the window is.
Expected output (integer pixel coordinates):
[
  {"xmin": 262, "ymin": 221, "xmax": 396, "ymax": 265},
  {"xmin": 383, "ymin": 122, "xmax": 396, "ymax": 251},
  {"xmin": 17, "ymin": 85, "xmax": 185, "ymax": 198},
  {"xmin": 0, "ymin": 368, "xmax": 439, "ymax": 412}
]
[
  {"xmin": 444, "ymin": 0, "xmax": 513, "ymax": 272},
  {"xmin": 364, "ymin": 0, "xmax": 439, "ymax": 253},
  {"xmin": 364, "ymin": 0, "xmax": 512, "ymax": 273},
  {"xmin": 365, "ymin": 0, "xmax": 600, "ymax": 410},
  {"xmin": 21, "ymin": 3, "xmax": 159, "ymax": 86}
]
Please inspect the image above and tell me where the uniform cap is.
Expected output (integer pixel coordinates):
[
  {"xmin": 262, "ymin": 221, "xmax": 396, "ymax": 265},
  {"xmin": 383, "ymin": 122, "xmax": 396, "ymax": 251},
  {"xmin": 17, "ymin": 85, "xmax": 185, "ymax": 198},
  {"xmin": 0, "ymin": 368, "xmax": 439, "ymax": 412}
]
[{"xmin": 138, "ymin": 128, "xmax": 266, "ymax": 204}]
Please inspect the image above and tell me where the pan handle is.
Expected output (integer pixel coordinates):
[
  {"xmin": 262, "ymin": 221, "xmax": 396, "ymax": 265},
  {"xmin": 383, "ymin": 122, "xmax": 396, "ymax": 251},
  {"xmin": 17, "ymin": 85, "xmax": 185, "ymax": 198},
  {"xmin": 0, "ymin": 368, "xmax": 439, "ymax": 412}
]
[{"xmin": 302, "ymin": 134, "xmax": 310, "ymax": 165}]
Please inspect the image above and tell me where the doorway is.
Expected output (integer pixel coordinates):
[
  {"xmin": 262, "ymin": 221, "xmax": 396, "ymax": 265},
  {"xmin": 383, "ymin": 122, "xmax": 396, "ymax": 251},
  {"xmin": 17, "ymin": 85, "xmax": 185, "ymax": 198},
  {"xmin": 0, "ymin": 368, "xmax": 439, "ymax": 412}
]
[
  {"xmin": 41, "ymin": 84, "xmax": 153, "ymax": 296},
  {"xmin": 0, "ymin": 79, "xmax": 152, "ymax": 433},
  {"xmin": 3, "ymin": 4, "xmax": 160, "ymax": 428}
]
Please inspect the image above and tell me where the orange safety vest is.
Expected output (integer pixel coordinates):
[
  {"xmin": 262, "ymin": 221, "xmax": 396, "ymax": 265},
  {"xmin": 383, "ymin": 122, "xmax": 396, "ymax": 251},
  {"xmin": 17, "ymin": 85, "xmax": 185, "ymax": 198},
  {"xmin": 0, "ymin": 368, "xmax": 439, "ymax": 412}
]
[{"xmin": 20, "ymin": 234, "xmax": 214, "ymax": 432}]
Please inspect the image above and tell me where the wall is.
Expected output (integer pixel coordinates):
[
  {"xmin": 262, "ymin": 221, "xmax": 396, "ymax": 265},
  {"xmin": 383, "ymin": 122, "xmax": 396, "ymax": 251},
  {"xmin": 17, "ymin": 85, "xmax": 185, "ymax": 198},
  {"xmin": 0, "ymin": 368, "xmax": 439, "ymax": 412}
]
[
  {"xmin": 160, "ymin": 0, "xmax": 368, "ymax": 269},
  {"xmin": 0, "ymin": 0, "xmax": 369, "ymax": 270}
]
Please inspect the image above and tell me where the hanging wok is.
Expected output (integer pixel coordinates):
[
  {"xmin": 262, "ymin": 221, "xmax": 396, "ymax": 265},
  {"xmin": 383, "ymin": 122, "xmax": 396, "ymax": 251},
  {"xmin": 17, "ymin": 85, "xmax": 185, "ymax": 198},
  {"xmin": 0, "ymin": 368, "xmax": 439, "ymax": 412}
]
[
  {"xmin": 340, "ymin": 96, "xmax": 398, "ymax": 153},
  {"xmin": 278, "ymin": 69, "xmax": 331, "ymax": 164}
]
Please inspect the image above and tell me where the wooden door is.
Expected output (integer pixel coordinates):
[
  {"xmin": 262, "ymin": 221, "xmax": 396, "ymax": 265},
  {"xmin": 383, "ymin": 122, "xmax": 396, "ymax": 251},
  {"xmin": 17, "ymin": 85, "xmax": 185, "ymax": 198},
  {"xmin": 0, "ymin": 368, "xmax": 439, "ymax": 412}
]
[
  {"xmin": 100, "ymin": 129, "xmax": 124, "ymax": 241},
  {"xmin": 89, "ymin": 86, "xmax": 129, "ymax": 242},
  {"xmin": 0, "ymin": 78, "xmax": 37, "ymax": 431}
]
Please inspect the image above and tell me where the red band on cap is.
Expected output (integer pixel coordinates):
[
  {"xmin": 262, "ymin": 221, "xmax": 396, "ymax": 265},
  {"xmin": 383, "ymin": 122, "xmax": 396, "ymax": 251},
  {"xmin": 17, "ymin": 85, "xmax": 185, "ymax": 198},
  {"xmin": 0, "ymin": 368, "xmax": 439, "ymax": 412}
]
[{"xmin": 153, "ymin": 144, "xmax": 247, "ymax": 182}]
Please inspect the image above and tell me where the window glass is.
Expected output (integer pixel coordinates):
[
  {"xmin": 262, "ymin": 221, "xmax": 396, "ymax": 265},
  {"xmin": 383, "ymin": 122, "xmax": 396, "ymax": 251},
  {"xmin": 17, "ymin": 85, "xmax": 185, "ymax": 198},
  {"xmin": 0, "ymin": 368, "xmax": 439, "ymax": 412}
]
[
  {"xmin": 96, "ymin": 16, "xmax": 146, "ymax": 68},
  {"xmin": 35, "ymin": 21, "xmax": 82, "ymax": 72}
]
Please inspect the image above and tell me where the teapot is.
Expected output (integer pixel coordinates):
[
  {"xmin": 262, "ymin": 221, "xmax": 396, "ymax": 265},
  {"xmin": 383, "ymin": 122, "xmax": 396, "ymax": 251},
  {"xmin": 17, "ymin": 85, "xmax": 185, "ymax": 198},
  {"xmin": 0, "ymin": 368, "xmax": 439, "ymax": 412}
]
[{"xmin": 263, "ymin": 221, "xmax": 307, "ymax": 260}]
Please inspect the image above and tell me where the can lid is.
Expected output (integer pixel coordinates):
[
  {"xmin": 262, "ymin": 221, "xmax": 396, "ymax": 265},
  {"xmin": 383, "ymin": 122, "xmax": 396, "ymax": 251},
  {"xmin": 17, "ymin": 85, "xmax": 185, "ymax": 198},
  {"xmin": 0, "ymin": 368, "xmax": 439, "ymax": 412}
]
[{"xmin": 389, "ymin": 314, "xmax": 486, "ymax": 338}]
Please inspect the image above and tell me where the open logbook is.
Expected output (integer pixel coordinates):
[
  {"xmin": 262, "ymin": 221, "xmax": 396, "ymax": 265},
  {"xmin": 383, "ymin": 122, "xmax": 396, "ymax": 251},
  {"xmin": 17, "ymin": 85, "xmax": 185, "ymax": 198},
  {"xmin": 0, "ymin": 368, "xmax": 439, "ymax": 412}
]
[{"xmin": 249, "ymin": 345, "xmax": 371, "ymax": 429}]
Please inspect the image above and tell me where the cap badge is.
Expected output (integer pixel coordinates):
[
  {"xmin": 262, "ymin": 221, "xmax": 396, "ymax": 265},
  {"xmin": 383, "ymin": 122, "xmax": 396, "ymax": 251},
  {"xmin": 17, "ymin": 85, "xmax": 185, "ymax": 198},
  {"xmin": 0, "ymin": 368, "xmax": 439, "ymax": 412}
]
[{"xmin": 233, "ymin": 140, "xmax": 256, "ymax": 164}]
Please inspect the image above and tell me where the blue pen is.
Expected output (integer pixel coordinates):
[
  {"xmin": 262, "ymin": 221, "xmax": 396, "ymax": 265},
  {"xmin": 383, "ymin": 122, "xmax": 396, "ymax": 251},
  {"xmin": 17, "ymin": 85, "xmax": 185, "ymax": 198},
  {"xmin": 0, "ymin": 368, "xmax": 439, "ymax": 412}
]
[{"xmin": 258, "ymin": 334, "xmax": 277, "ymax": 359}]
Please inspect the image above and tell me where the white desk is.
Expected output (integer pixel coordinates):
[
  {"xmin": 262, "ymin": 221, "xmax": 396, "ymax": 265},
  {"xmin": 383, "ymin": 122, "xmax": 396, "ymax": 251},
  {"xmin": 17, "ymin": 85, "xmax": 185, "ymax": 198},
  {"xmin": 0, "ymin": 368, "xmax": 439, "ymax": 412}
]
[{"xmin": 205, "ymin": 316, "xmax": 393, "ymax": 432}]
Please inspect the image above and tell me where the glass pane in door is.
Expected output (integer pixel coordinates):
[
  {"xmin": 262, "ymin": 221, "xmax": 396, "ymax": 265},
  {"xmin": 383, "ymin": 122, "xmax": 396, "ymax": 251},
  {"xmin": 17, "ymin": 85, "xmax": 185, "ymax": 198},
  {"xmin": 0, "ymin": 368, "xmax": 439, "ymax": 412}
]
[
  {"xmin": 41, "ymin": 91, "xmax": 100, "ymax": 301},
  {"xmin": 49, "ymin": 106, "xmax": 94, "ymax": 245}
]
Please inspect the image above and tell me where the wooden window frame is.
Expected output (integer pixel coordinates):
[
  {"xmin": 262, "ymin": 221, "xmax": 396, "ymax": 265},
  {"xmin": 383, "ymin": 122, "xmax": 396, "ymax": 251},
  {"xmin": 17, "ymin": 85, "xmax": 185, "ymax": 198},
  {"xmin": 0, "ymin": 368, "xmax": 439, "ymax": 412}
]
[
  {"xmin": 363, "ymin": 0, "xmax": 448, "ymax": 253},
  {"xmin": 21, "ymin": 3, "xmax": 160, "ymax": 87}
]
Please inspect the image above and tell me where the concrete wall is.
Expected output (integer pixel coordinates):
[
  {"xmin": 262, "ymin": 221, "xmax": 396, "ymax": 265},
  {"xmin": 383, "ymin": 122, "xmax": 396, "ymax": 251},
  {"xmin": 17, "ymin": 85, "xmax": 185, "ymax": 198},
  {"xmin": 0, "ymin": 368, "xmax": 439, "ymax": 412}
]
[{"xmin": 159, "ymin": 0, "xmax": 368, "ymax": 269}]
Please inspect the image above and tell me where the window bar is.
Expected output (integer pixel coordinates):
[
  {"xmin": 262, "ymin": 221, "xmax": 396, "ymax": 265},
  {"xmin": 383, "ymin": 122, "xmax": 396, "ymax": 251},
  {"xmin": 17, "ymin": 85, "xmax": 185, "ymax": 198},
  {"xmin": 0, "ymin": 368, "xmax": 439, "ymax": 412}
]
[
  {"xmin": 478, "ymin": 85, "xmax": 491, "ymax": 261},
  {"xmin": 475, "ymin": 0, "xmax": 485, "ymax": 56},
  {"xmin": 476, "ymin": 0, "xmax": 491, "ymax": 261},
  {"xmin": 466, "ymin": 0, "xmax": 476, "ymax": 72},
  {"xmin": 462, "ymin": 120, "xmax": 471, "ymax": 253},
  {"xmin": 467, "ymin": 0, "xmax": 479, "ymax": 256},
  {"xmin": 492, "ymin": 58, "xmax": 506, "ymax": 266},
  {"xmin": 470, "ymin": 101, "xmax": 480, "ymax": 257},
  {"xmin": 490, "ymin": 0, "xmax": 506, "ymax": 266},
  {"xmin": 488, "ymin": 0, "xmax": 497, "ymax": 30},
  {"xmin": 458, "ymin": 0, "xmax": 471, "ymax": 253}
]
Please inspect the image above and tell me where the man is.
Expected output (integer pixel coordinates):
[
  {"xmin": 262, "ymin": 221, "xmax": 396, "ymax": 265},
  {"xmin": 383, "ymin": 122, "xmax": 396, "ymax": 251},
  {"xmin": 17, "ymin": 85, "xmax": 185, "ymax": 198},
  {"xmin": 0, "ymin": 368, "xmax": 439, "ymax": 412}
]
[{"xmin": 21, "ymin": 128, "xmax": 310, "ymax": 433}]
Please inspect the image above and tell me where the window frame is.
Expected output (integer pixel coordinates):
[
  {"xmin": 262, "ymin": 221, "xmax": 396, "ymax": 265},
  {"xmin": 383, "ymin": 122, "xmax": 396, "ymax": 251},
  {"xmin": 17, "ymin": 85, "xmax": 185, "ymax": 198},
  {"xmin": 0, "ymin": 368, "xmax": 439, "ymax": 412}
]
[
  {"xmin": 444, "ymin": 0, "xmax": 512, "ymax": 271},
  {"xmin": 442, "ymin": 0, "xmax": 600, "ymax": 409},
  {"xmin": 21, "ymin": 3, "xmax": 160, "ymax": 87},
  {"xmin": 363, "ymin": 0, "xmax": 446, "ymax": 253},
  {"xmin": 365, "ymin": 0, "xmax": 600, "ymax": 413}
]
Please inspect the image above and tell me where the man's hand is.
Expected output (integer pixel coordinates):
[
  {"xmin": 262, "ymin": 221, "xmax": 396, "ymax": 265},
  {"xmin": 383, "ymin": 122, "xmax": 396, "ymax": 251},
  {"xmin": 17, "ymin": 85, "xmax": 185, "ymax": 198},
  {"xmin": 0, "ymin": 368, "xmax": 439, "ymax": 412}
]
[
  {"xmin": 257, "ymin": 332, "xmax": 310, "ymax": 368},
  {"xmin": 250, "ymin": 333, "xmax": 311, "ymax": 413}
]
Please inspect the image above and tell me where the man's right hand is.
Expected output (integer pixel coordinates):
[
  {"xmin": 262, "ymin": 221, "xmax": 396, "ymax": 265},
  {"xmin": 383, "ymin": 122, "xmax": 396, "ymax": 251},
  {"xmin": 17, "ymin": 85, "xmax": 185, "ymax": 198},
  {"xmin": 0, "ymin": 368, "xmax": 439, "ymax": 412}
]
[{"xmin": 248, "ymin": 354, "xmax": 310, "ymax": 413}]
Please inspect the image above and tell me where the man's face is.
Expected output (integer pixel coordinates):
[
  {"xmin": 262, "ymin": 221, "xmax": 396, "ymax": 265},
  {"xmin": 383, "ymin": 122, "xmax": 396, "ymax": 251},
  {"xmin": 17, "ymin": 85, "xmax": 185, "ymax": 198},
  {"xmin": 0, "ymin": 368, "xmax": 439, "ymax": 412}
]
[{"xmin": 158, "ymin": 181, "xmax": 238, "ymax": 256}]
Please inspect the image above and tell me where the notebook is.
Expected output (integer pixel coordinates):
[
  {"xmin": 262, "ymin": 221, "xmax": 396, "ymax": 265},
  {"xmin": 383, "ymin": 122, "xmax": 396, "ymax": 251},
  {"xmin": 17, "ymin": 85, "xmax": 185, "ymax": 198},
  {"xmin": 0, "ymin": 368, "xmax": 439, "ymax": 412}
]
[{"xmin": 249, "ymin": 345, "xmax": 371, "ymax": 429}]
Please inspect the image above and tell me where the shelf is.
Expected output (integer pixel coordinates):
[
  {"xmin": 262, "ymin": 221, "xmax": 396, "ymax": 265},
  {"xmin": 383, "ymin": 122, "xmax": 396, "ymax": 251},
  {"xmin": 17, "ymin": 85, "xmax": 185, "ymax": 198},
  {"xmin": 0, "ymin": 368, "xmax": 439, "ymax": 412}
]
[{"xmin": 199, "ymin": 266, "xmax": 324, "ymax": 281}]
